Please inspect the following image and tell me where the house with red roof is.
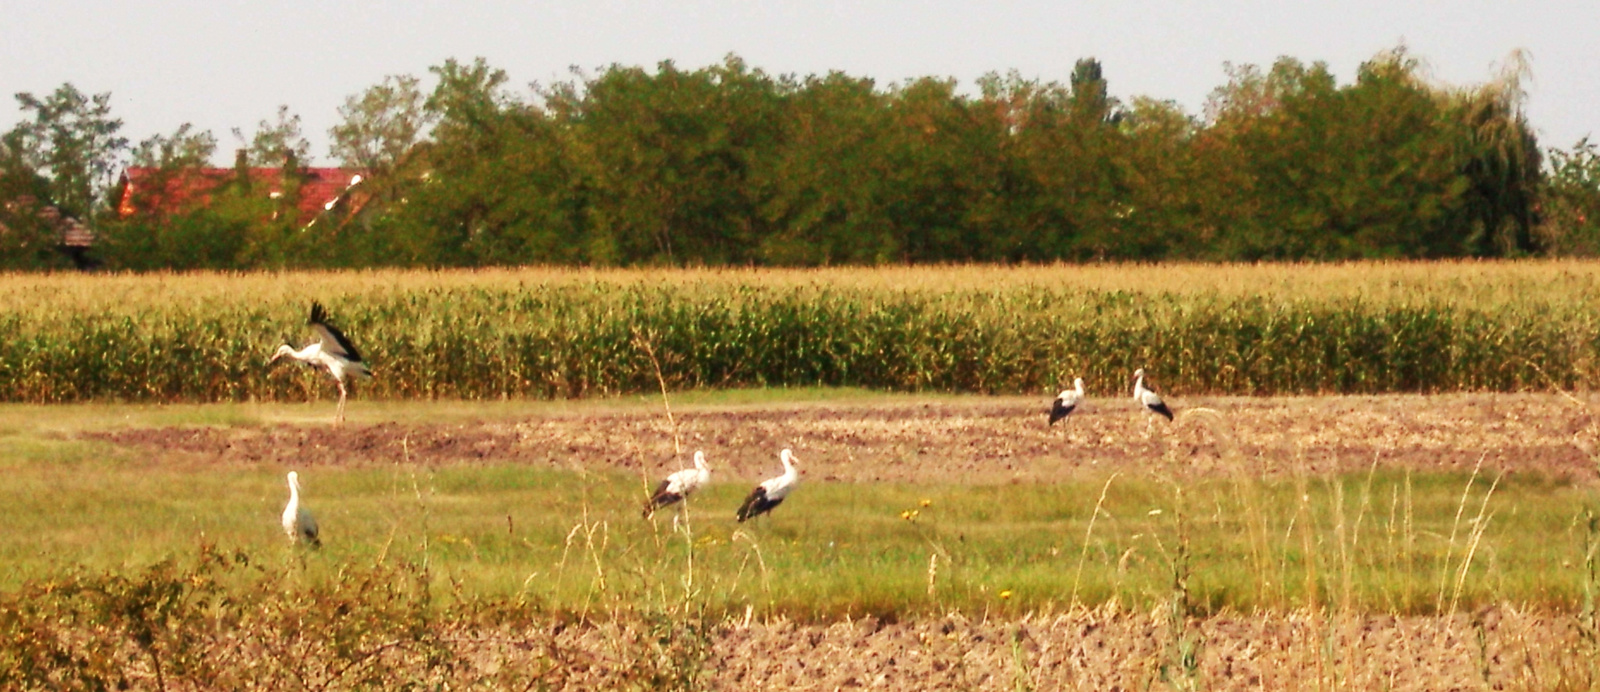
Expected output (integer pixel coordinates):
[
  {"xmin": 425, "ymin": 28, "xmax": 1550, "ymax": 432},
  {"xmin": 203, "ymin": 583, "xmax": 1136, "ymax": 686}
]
[{"xmin": 114, "ymin": 163, "xmax": 368, "ymax": 228}]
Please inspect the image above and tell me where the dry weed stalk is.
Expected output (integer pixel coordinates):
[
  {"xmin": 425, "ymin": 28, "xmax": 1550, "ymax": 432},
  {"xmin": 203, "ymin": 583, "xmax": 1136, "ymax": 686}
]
[
  {"xmin": 1071, "ymin": 472, "xmax": 1120, "ymax": 607},
  {"xmin": 1446, "ymin": 472, "xmax": 1502, "ymax": 619},
  {"xmin": 1437, "ymin": 454, "xmax": 1488, "ymax": 613},
  {"xmin": 630, "ymin": 326, "xmax": 683, "ymax": 455},
  {"xmin": 556, "ymin": 499, "xmax": 610, "ymax": 621},
  {"xmin": 728, "ymin": 530, "xmax": 772, "ymax": 605}
]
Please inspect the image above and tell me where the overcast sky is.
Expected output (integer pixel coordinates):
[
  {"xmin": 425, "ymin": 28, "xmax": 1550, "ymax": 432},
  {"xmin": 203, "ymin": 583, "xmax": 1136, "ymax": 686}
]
[{"xmin": 3, "ymin": 1, "xmax": 1595, "ymax": 166}]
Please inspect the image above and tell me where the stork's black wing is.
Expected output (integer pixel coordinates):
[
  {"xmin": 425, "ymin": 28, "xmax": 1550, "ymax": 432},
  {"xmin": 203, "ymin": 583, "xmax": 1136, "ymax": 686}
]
[
  {"xmin": 1048, "ymin": 397, "xmax": 1076, "ymax": 425},
  {"xmin": 737, "ymin": 486, "xmax": 784, "ymax": 522},
  {"xmin": 1148, "ymin": 400, "xmax": 1175, "ymax": 421},
  {"xmin": 643, "ymin": 480, "xmax": 685, "ymax": 517},
  {"xmin": 736, "ymin": 486, "xmax": 766, "ymax": 522},
  {"xmin": 308, "ymin": 302, "xmax": 364, "ymax": 362}
]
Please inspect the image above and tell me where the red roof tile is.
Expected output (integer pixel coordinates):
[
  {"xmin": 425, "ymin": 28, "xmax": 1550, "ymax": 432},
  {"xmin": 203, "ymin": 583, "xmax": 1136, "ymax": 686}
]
[{"xmin": 117, "ymin": 166, "xmax": 363, "ymax": 226}]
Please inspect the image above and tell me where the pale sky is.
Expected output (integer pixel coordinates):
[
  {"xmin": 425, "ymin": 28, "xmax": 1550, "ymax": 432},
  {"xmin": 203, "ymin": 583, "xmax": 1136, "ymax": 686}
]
[{"xmin": 4, "ymin": 1, "xmax": 1596, "ymax": 166}]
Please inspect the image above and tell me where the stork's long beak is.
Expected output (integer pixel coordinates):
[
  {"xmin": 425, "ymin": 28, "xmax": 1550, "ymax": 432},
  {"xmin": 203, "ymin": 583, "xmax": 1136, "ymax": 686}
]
[{"xmin": 268, "ymin": 342, "xmax": 294, "ymax": 366}]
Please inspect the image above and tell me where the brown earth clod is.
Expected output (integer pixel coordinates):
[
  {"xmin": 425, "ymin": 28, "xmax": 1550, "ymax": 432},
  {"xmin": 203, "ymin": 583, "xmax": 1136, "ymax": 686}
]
[{"xmin": 85, "ymin": 393, "xmax": 1600, "ymax": 485}]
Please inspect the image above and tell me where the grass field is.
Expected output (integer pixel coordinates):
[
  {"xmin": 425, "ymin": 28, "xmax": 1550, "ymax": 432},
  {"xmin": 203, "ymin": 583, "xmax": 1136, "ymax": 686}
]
[
  {"xmin": 3, "ymin": 395, "xmax": 1599, "ymax": 688},
  {"xmin": 2, "ymin": 393, "xmax": 1596, "ymax": 617},
  {"xmin": 10, "ymin": 462, "xmax": 1594, "ymax": 618},
  {"xmin": 0, "ymin": 392, "xmax": 1597, "ymax": 688}
]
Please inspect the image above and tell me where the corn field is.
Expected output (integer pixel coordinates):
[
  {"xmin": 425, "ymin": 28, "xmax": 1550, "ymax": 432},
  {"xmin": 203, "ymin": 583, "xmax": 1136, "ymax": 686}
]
[{"xmin": 3, "ymin": 263, "xmax": 1599, "ymax": 403}]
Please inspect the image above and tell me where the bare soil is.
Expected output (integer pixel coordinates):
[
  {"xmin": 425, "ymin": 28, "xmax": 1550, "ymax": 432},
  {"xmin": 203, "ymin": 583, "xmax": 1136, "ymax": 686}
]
[
  {"xmin": 62, "ymin": 604, "xmax": 1600, "ymax": 690},
  {"xmin": 471, "ymin": 605, "xmax": 1593, "ymax": 690},
  {"xmin": 87, "ymin": 392, "xmax": 1600, "ymax": 485}
]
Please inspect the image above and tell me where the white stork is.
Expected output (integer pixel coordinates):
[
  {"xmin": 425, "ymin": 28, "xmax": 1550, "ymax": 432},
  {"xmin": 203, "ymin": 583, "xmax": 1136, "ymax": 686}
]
[
  {"xmin": 1049, "ymin": 377, "xmax": 1086, "ymax": 425},
  {"xmin": 269, "ymin": 302, "xmax": 372, "ymax": 423},
  {"xmin": 1133, "ymin": 368, "xmax": 1174, "ymax": 421},
  {"xmin": 737, "ymin": 448, "xmax": 800, "ymax": 522},
  {"xmin": 282, "ymin": 471, "xmax": 321, "ymax": 548},
  {"xmin": 644, "ymin": 450, "xmax": 712, "ymax": 518}
]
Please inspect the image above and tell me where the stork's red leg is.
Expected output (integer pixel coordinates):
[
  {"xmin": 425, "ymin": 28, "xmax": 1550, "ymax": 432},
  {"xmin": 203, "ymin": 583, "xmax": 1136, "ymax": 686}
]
[{"xmin": 335, "ymin": 380, "xmax": 348, "ymax": 423}]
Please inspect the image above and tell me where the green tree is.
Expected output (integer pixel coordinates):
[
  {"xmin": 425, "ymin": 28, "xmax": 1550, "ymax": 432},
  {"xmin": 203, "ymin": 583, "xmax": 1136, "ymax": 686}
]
[
  {"xmin": 321, "ymin": 73, "xmax": 435, "ymax": 267},
  {"xmin": 1199, "ymin": 58, "xmax": 1343, "ymax": 259},
  {"xmin": 7, "ymin": 83, "xmax": 128, "ymax": 220},
  {"xmin": 1058, "ymin": 58, "xmax": 1144, "ymax": 259},
  {"xmin": 233, "ymin": 105, "xmax": 311, "ymax": 166},
  {"xmin": 1447, "ymin": 51, "xmax": 1543, "ymax": 256},
  {"xmin": 975, "ymin": 71, "xmax": 1072, "ymax": 260},
  {"xmin": 756, "ymin": 71, "xmax": 891, "ymax": 264},
  {"xmin": 1333, "ymin": 52, "xmax": 1470, "ymax": 257},
  {"xmin": 875, "ymin": 76, "xmax": 999, "ymax": 262},
  {"xmin": 426, "ymin": 57, "xmax": 517, "ymax": 145},
  {"xmin": 375, "ymin": 57, "xmax": 589, "ymax": 267},
  {"xmin": 1197, "ymin": 54, "xmax": 1469, "ymax": 259},
  {"xmin": 560, "ymin": 56, "xmax": 788, "ymax": 264},
  {"xmin": 329, "ymin": 74, "xmax": 432, "ymax": 175},
  {"xmin": 388, "ymin": 57, "xmax": 547, "ymax": 266},
  {"xmin": 978, "ymin": 63, "xmax": 1142, "ymax": 262},
  {"xmin": 1537, "ymin": 138, "xmax": 1600, "ymax": 254},
  {"xmin": 129, "ymin": 123, "xmax": 218, "ymax": 168},
  {"xmin": 1193, "ymin": 49, "xmax": 1549, "ymax": 261},
  {"xmin": 0, "ymin": 131, "xmax": 73, "ymax": 270},
  {"xmin": 1068, "ymin": 58, "xmax": 1124, "ymax": 127},
  {"xmin": 1116, "ymin": 96, "xmax": 1201, "ymax": 258}
]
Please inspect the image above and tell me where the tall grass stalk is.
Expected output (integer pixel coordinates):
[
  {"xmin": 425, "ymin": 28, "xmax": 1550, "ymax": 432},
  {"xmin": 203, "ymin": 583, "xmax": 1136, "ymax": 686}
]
[
  {"xmin": 1437, "ymin": 455, "xmax": 1487, "ymax": 613},
  {"xmin": 1447, "ymin": 471, "xmax": 1503, "ymax": 618},
  {"xmin": 1071, "ymin": 472, "xmax": 1119, "ymax": 607}
]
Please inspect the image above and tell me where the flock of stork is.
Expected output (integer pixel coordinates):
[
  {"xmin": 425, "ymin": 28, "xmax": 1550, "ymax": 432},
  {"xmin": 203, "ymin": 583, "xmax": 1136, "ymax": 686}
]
[{"xmin": 269, "ymin": 302, "xmax": 1177, "ymax": 548}]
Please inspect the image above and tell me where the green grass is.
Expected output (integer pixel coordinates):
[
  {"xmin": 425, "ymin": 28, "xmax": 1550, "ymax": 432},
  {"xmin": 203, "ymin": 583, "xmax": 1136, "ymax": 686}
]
[{"xmin": 0, "ymin": 400, "xmax": 1594, "ymax": 619}]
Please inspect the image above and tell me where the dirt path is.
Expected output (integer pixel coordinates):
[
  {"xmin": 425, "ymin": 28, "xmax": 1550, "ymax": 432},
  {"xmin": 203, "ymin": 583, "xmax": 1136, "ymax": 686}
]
[{"xmin": 88, "ymin": 392, "xmax": 1600, "ymax": 484}]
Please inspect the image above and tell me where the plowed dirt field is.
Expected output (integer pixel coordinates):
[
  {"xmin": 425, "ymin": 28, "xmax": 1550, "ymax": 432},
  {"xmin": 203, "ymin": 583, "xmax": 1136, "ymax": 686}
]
[{"xmin": 91, "ymin": 393, "xmax": 1599, "ymax": 485}]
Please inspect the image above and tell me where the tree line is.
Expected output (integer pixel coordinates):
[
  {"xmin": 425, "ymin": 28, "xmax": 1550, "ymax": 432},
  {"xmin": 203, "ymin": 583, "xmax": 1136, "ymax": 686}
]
[{"xmin": 4, "ymin": 49, "xmax": 1599, "ymax": 270}]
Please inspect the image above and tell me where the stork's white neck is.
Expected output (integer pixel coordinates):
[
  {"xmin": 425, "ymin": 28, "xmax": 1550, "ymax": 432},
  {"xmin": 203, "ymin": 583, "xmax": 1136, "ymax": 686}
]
[{"xmin": 275, "ymin": 342, "xmax": 321, "ymax": 363}]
